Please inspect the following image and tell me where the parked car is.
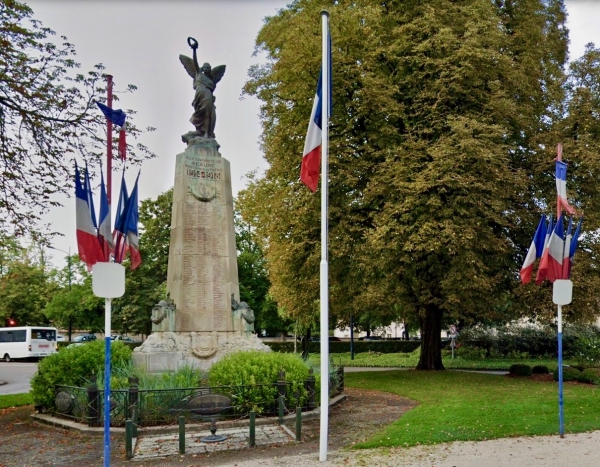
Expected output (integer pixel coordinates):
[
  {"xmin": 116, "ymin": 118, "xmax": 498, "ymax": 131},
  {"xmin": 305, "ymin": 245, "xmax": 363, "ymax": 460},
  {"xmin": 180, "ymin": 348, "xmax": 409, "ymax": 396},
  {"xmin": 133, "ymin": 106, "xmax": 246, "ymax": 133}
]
[
  {"xmin": 72, "ymin": 334, "xmax": 97, "ymax": 342},
  {"xmin": 111, "ymin": 335, "xmax": 140, "ymax": 343},
  {"xmin": 56, "ymin": 335, "xmax": 66, "ymax": 342}
]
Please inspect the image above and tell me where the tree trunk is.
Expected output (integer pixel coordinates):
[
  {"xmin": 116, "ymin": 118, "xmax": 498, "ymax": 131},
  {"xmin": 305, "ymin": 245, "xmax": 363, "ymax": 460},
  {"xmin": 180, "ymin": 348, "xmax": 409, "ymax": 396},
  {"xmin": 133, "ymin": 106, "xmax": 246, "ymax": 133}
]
[{"xmin": 416, "ymin": 305, "xmax": 445, "ymax": 370}]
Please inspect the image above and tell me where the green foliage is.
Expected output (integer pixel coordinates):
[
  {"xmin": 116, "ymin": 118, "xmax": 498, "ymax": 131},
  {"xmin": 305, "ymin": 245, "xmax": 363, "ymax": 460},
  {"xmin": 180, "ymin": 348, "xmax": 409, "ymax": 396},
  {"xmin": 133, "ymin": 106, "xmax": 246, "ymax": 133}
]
[
  {"xmin": 43, "ymin": 255, "xmax": 105, "ymax": 333},
  {"xmin": 569, "ymin": 330, "xmax": 600, "ymax": 367},
  {"xmin": 532, "ymin": 365, "xmax": 550, "ymax": 375},
  {"xmin": 0, "ymin": 1, "xmax": 155, "ymax": 237},
  {"xmin": 346, "ymin": 369, "xmax": 600, "ymax": 448},
  {"xmin": 266, "ymin": 340, "xmax": 421, "ymax": 354},
  {"xmin": 239, "ymin": 0, "xmax": 588, "ymax": 370},
  {"xmin": 0, "ymin": 393, "xmax": 33, "ymax": 409},
  {"xmin": 101, "ymin": 362, "xmax": 203, "ymax": 391},
  {"xmin": 509, "ymin": 364, "xmax": 533, "ymax": 377},
  {"xmin": 576, "ymin": 368, "xmax": 600, "ymax": 385},
  {"xmin": 208, "ymin": 351, "xmax": 316, "ymax": 414},
  {"xmin": 553, "ymin": 366, "xmax": 581, "ymax": 382},
  {"xmin": 0, "ymin": 245, "xmax": 53, "ymax": 326},
  {"xmin": 30, "ymin": 341, "xmax": 132, "ymax": 409}
]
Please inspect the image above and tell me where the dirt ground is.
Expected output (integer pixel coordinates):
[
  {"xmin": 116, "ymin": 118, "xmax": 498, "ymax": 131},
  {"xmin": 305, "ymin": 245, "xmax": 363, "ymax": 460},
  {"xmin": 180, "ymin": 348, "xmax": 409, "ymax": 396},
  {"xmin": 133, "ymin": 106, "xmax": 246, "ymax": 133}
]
[{"xmin": 0, "ymin": 388, "xmax": 416, "ymax": 467}]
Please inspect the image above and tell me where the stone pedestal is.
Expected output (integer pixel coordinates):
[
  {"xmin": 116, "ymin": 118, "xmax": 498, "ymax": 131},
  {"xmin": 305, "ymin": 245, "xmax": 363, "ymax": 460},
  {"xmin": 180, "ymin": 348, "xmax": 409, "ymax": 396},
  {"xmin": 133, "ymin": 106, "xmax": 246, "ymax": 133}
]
[{"xmin": 133, "ymin": 139, "xmax": 269, "ymax": 373}]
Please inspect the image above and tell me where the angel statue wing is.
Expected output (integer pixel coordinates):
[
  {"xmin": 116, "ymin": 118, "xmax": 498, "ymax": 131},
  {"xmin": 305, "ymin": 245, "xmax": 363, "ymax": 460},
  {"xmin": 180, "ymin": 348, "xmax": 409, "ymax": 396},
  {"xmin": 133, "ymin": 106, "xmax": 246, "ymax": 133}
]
[
  {"xmin": 210, "ymin": 65, "xmax": 226, "ymax": 86},
  {"xmin": 179, "ymin": 55, "xmax": 197, "ymax": 79}
]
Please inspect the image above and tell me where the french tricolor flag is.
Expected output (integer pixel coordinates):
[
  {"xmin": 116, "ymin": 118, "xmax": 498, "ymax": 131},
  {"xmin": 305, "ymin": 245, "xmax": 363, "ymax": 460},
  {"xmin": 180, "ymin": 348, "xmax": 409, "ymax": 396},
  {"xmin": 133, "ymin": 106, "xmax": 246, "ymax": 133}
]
[
  {"xmin": 520, "ymin": 215, "xmax": 547, "ymax": 284},
  {"xmin": 75, "ymin": 163, "xmax": 103, "ymax": 269},
  {"xmin": 555, "ymin": 160, "xmax": 578, "ymax": 217},
  {"xmin": 301, "ymin": 71, "xmax": 324, "ymax": 192},
  {"xmin": 98, "ymin": 169, "xmax": 113, "ymax": 261},
  {"xmin": 537, "ymin": 215, "xmax": 565, "ymax": 284}
]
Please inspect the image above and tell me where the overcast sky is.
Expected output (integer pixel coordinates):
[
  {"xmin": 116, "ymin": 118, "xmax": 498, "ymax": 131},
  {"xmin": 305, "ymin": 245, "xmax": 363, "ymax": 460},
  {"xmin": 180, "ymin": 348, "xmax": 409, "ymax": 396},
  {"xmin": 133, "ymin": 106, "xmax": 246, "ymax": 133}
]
[{"xmin": 22, "ymin": 0, "xmax": 600, "ymax": 267}]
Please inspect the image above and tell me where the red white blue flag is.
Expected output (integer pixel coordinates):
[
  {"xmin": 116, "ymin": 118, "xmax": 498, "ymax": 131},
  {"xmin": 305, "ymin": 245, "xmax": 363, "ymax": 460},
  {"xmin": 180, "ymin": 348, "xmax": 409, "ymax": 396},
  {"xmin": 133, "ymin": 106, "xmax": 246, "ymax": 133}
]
[
  {"xmin": 520, "ymin": 215, "xmax": 547, "ymax": 284},
  {"xmin": 75, "ymin": 163, "xmax": 102, "ymax": 269},
  {"xmin": 98, "ymin": 169, "xmax": 113, "ymax": 261},
  {"xmin": 123, "ymin": 171, "xmax": 142, "ymax": 270},
  {"xmin": 537, "ymin": 215, "xmax": 565, "ymax": 283}
]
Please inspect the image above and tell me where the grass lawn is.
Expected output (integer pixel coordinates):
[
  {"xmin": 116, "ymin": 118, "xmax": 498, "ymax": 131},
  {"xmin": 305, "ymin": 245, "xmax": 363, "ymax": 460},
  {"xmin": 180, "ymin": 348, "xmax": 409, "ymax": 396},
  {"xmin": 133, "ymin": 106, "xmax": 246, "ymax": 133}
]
[
  {"xmin": 0, "ymin": 393, "xmax": 32, "ymax": 409},
  {"xmin": 313, "ymin": 350, "xmax": 575, "ymax": 371},
  {"xmin": 345, "ymin": 370, "xmax": 600, "ymax": 449}
]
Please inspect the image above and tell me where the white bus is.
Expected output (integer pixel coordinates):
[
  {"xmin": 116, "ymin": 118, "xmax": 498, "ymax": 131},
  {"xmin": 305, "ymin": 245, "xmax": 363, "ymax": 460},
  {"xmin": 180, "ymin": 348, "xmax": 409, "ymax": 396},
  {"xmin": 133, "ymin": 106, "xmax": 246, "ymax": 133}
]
[{"xmin": 0, "ymin": 326, "xmax": 58, "ymax": 361}]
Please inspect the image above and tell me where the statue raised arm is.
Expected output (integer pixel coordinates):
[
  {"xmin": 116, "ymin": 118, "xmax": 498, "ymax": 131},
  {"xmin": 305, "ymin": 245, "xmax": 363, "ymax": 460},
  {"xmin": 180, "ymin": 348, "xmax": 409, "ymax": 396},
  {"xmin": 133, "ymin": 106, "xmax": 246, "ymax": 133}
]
[{"xmin": 179, "ymin": 37, "xmax": 226, "ymax": 142}]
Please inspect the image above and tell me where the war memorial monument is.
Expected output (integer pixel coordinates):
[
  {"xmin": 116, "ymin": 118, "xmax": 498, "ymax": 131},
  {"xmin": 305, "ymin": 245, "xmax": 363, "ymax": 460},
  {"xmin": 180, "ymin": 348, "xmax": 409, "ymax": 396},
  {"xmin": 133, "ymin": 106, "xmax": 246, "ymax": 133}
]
[{"xmin": 133, "ymin": 37, "xmax": 270, "ymax": 372}]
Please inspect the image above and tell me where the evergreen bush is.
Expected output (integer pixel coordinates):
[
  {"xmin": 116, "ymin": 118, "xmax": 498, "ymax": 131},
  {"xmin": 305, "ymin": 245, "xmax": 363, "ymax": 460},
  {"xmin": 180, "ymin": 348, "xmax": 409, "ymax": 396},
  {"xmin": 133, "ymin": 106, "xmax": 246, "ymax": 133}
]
[
  {"xmin": 553, "ymin": 366, "xmax": 581, "ymax": 382},
  {"xmin": 576, "ymin": 368, "xmax": 600, "ymax": 384},
  {"xmin": 208, "ymin": 351, "xmax": 317, "ymax": 414},
  {"xmin": 509, "ymin": 364, "xmax": 532, "ymax": 376},
  {"xmin": 532, "ymin": 365, "xmax": 549, "ymax": 374},
  {"xmin": 31, "ymin": 341, "xmax": 132, "ymax": 409}
]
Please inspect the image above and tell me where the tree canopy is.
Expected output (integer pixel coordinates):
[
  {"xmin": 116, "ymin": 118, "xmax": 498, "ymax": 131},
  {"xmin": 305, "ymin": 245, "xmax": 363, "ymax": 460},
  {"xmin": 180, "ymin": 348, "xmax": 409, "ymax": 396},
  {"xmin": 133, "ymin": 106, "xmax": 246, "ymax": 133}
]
[
  {"xmin": 0, "ymin": 1, "xmax": 155, "ymax": 238},
  {"xmin": 239, "ymin": 0, "xmax": 600, "ymax": 369}
]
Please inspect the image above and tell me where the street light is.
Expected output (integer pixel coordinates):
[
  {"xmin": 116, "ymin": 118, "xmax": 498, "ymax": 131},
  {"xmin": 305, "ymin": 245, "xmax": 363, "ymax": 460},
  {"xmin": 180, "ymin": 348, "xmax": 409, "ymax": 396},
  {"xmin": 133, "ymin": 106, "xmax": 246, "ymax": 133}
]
[{"xmin": 49, "ymin": 246, "xmax": 72, "ymax": 340}]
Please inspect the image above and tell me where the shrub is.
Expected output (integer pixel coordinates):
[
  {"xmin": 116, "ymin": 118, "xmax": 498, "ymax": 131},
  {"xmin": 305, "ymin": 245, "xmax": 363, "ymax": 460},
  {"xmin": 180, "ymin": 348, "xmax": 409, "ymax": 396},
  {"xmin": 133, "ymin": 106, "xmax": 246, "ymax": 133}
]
[
  {"xmin": 553, "ymin": 366, "xmax": 581, "ymax": 382},
  {"xmin": 509, "ymin": 364, "xmax": 532, "ymax": 376},
  {"xmin": 532, "ymin": 365, "xmax": 549, "ymax": 374},
  {"xmin": 208, "ymin": 351, "xmax": 318, "ymax": 414},
  {"xmin": 576, "ymin": 368, "xmax": 600, "ymax": 385},
  {"xmin": 31, "ymin": 341, "xmax": 132, "ymax": 409}
]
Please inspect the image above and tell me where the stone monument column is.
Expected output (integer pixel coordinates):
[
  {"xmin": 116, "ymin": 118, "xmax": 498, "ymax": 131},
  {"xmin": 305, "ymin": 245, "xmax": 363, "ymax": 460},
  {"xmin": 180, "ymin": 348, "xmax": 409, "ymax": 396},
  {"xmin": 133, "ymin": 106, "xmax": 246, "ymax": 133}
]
[
  {"xmin": 166, "ymin": 139, "xmax": 239, "ymax": 333},
  {"xmin": 133, "ymin": 37, "xmax": 270, "ymax": 372}
]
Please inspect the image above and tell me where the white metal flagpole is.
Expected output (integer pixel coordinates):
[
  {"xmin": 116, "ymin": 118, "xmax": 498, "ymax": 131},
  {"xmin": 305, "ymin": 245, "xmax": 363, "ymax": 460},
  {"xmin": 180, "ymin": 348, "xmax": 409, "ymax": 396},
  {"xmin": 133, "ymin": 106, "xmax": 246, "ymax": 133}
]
[{"xmin": 319, "ymin": 8, "xmax": 330, "ymax": 463}]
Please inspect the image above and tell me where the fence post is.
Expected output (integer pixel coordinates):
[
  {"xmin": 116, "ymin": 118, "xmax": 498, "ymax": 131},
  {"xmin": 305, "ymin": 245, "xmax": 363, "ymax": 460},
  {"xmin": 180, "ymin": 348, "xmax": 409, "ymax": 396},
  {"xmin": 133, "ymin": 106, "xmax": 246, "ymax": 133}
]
[
  {"xmin": 295, "ymin": 407, "xmax": 302, "ymax": 441},
  {"xmin": 178, "ymin": 416, "xmax": 185, "ymax": 454},
  {"xmin": 336, "ymin": 366, "xmax": 344, "ymax": 393},
  {"xmin": 277, "ymin": 369, "xmax": 287, "ymax": 398},
  {"xmin": 125, "ymin": 419, "xmax": 133, "ymax": 459},
  {"xmin": 86, "ymin": 374, "xmax": 100, "ymax": 427},
  {"xmin": 249, "ymin": 411, "xmax": 256, "ymax": 447},
  {"xmin": 305, "ymin": 368, "xmax": 316, "ymax": 411},
  {"xmin": 278, "ymin": 396, "xmax": 284, "ymax": 425},
  {"xmin": 128, "ymin": 376, "xmax": 139, "ymax": 435}
]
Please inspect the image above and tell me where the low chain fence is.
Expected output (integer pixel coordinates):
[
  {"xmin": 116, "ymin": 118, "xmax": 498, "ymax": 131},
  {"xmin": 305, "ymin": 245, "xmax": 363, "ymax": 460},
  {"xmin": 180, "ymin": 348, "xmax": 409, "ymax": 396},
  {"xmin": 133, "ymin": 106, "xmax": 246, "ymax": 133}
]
[{"xmin": 51, "ymin": 366, "xmax": 344, "ymax": 427}]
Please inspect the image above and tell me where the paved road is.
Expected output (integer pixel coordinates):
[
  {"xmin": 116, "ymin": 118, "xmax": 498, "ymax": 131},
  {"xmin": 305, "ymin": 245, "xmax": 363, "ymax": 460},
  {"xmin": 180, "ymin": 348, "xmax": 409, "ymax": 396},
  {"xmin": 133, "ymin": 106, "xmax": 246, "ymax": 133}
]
[{"xmin": 0, "ymin": 362, "xmax": 37, "ymax": 395}]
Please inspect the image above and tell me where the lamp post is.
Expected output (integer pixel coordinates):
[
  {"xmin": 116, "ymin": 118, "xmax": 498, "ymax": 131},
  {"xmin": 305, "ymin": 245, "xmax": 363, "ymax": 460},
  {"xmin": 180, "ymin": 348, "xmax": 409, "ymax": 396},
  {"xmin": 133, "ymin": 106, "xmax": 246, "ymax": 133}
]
[{"xmin": 49, "ymin": 246, "xmax": 73, "ymax": 340}]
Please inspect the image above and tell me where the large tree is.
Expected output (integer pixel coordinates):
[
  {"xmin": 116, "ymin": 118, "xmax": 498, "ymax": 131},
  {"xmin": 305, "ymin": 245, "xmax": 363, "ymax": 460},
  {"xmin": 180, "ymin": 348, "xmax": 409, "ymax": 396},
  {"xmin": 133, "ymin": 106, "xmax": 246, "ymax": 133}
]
[
  {"xmin": 239, "ymin": 0, "xmax": 600, "ymax": 369},
  {"xmin": 0, "ymin": 1, "xmax": 155, "ymax": 237}
]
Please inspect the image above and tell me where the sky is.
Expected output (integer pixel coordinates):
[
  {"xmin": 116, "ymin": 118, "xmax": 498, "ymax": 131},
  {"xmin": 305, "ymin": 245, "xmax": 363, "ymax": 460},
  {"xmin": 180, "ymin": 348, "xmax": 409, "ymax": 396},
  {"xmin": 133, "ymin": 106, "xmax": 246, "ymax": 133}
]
[{"xmin": 22, "ymin": 0, "xmax": 600, "ymax": 268}]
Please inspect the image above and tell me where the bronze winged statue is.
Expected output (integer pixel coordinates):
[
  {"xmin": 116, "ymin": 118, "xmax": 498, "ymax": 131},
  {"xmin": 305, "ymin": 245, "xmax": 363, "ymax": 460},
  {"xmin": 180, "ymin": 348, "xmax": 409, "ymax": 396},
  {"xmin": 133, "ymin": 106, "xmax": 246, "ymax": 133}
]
[{"xmin": 179, "ymin": 37, "xmax": 226, "ymax": 140}]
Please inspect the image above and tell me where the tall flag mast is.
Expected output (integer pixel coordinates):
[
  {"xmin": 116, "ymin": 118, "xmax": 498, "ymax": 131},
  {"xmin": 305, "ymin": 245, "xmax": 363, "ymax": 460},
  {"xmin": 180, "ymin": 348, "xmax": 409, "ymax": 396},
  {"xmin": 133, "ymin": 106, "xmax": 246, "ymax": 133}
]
[{"xmin": 520, "ymin": 143, "xmax": 583, "ymax": 439}]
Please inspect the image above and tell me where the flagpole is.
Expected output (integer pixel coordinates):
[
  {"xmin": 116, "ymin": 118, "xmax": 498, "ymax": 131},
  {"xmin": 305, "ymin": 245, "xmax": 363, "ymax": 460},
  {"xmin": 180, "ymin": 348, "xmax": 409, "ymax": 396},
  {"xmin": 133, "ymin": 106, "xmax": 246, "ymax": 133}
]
[
  {"xmin": 557, "ymin": 303, "xmax": 564, "ymax": 438},
  {"xmin": 319, "ymin": 9, "xmax": 330, "ymax": 463},
  {"xmin": 106, "ymin": 75, "xmax": 113, "ymax": 206}
]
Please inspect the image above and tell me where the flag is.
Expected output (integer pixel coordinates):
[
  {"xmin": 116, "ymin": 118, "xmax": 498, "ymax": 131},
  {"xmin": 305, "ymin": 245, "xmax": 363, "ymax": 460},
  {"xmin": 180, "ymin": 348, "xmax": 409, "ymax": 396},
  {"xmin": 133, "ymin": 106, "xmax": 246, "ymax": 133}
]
[
  {"xmin": 113, "ymin": 170, "xmax": 129, "ymax": 264},
  {"xmin": 84, "ymin": 164, "xmax": 97, "ymax": 229},
  {"xmin": 520, "ymin": 215, "xmax": 547, "ymax": 284},
  {"xmin": 95, "ymin": 101, "xmax": 127, "ymax": 127},
  {"xmin": 75, "ymin": 163, "xmax": 102, "ymax": 268},
  {"xmin": 555, "ymin": 160, "xmax": 578, "ymax": 217},
  {"xmin": 301, "ymin": 32, "xmax": 331, "ymax": 192},
  {"xmin": 561, "ymin": 217, "xmax": 573, "ymax": 280},
  {"xmin": 118, "ymin": 126, "xmax": 127, "ymax": 161},
  {"xmin": 568, "ymin": 216, "xmax": 583, "ymax": 278},
  {"xmin": 537, "ymin": 216, "xmax": 565, "ymax": 284},
  {"xmin": 98, "ymin": 169, "xmax": 113, "ymax": 261},
  {"xmin": 123, "ymin": 171, "xmax": 142, "ymax": 270},
  {"xmin": 96, "ymin": 101, "xmax": 127, "ymax": 160},
  {"xmin": 535, "ymin": 215, "xmax": 553, "ymax": 284},
  {"xmin": 301, "ymin": 71, "xmax": 323, "ymax": 192}
]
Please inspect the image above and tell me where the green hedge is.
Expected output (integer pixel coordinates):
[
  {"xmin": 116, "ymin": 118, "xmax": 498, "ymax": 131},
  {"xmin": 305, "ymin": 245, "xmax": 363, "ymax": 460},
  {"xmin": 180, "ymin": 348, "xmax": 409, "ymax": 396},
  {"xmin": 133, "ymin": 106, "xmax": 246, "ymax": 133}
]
[{"xmin": 266, "ymin": 340, "xmax": 421, "ymax": 354}]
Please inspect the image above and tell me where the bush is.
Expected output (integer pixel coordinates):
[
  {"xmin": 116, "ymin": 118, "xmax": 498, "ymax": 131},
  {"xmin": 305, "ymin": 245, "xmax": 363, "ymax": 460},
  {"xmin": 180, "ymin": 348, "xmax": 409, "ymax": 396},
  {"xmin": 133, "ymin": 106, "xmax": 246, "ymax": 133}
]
[
  {"xmin": 31, "ymin": 341, "xmax": 132, "ymax": 409},
  {"xmin": 532, "ymin": 365, "xmax": 549, "ymax": 374},
  {"xmin": 509, "ymin": 364, "xmax": 532, "ymax": 376},
  {"xmin": 576, "ymin": 368, "xmax": 600, "ymax": 384},
  {"xmin": 553, "ymin": 366, "xmax": 581, "ymax": 382},
  {"xmin": 208, "ymin": 351, "xmax": 317, "ymax": 414}
]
